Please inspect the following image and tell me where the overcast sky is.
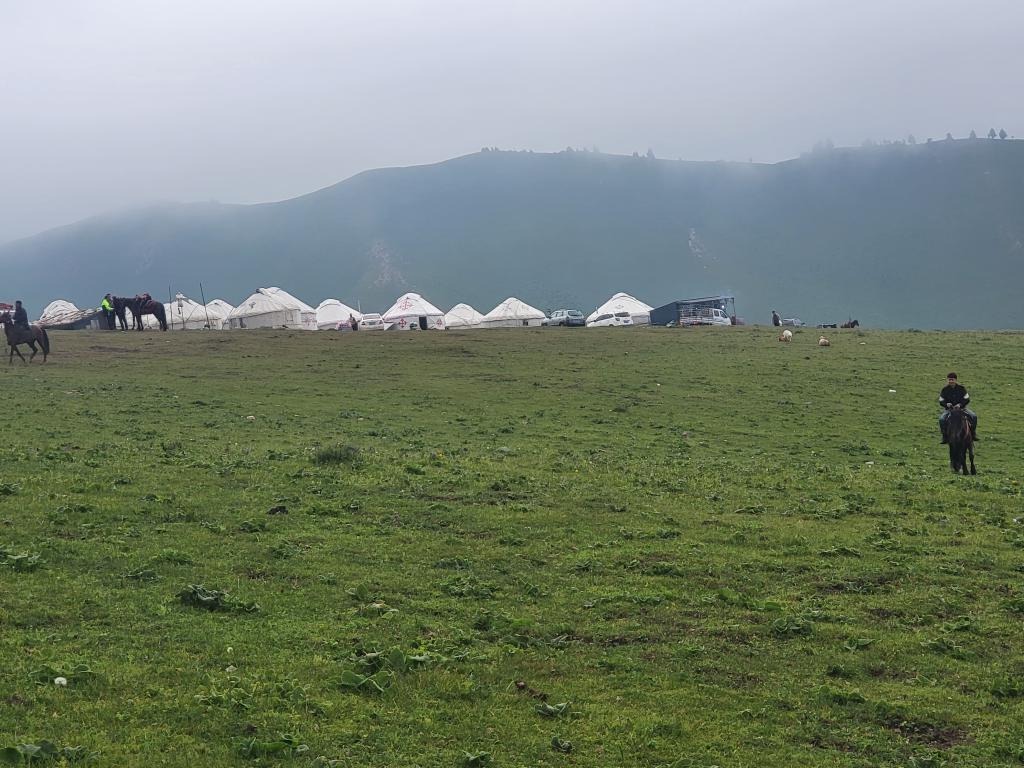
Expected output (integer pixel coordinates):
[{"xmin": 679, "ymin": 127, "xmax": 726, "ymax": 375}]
[{"xmin": 1, "ymin": 0, "xmax": 1021, "ymax": 243}]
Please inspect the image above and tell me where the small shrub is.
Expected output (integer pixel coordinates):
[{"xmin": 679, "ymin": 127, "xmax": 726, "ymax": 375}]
[
  {"xmin": 313, "ymin": 445, "xmax": 361, "ymax": 466},
  {"xmin": 238, "ymin": 734, "xmax": 308, "ymax": 758},
  {"xmin": 0, "ymin": 550, "xmax": 44, "ymax": 572},
  {"xmin": 177, "ymin": 584, "xmax": 260, "ymax": 613}
]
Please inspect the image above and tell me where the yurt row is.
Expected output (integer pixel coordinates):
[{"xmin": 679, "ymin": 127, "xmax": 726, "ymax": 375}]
[{"xmin": 38, "ymin": 290, "xmax": 655, "ymax": 331}]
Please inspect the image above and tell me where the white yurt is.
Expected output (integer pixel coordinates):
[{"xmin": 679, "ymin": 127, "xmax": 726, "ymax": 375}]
[
  {"xmin": 382, "ymin": 292, "xmax": 446, "ymax": 330},
  {"xmin": 480, "ymin": 297, "xmax": 546, "ymax": 328},
  {"xmin": 444, "ymin": 303, "xmax": 485, "ymax": 329},
  {"xmin": 226, "ymin": 287, "xmax": 318, "ymax": 330},
  {"xmin": 316, "ymin": 299, "xmax": 362, "ymax": 330},
  {"xmin": 204, "ymin": 299, "xmax": 235, "ymax": 329},
  {"xmin": 166, "ymin": 293, "xmax": 213, "ymax": 330},
  {"xmin": 38, "ymin": 300, "xmax": 104, "ymax": 330},
  {"xmin": 39, "ymin": 300, "xmax": 80, "ymax": 324},
  {"xmin": 586, "ymin": 292, "xmax": 653, "ymax": 325}
]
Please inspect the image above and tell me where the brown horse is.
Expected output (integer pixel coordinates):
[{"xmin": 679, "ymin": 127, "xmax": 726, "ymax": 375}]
[
  {"xmin": 138, "ymin": 299, "xmax": 168, "ymax": 331},
  {"xmin": 125, "ymin": 296, "xmax": 167, "ymax": 331},
  {"xmin": 840, "ymin": 319, "xmax": 860, "ymax": 329},
  {"xmin": 0, "ymin": 311, "xmax": 50, "ymax": 364}
]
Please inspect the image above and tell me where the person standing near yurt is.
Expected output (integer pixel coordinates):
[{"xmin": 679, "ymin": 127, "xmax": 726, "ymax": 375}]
[{"xmin": 101, "ymin": 294, "xmax": 115, "ymax": 329}]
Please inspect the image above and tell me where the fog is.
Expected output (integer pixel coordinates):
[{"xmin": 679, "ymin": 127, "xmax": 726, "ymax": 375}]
[{"xmin": 2, "ymin": 0, "xmax": 1021, "ymax": 243}]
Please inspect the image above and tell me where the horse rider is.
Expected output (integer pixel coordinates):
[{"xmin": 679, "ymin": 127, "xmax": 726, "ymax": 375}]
[
  {"xmin": 939, "ymin": 372, "xmax": 979, "ymax": 443},
  {"xmin": 13, "ymin": 300, "xmax": 30, "ymax": 331},
  {"xmin": 771, "ymin": 310, "xmax": 781, "ymax": 327},
  {"xmin": 101, "ymin": 293, "xmax": 116, "ymax": 329}
]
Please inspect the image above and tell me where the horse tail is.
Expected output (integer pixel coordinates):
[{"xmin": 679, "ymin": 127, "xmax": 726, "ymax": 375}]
[
  {"xmin": 40, "ymin": 328, "xmax": 50, "ymax": 356},
  {"xmin": 156, "ymin": 303, "xmax": 168, "ymax": 331}
]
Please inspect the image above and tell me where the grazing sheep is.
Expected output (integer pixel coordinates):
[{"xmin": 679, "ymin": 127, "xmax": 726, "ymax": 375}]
[
  {"xmin": 779, "ymin": 329, "xmax": 793, "ymax": 342},
  {"xmin": 818, "ymin": 335, "xmax": 830, "ymax": 347}
]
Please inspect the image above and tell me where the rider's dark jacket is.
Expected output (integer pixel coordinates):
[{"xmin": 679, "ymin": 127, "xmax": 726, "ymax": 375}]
[
  {"xmin": 939, "ymin": 383, "xmax": 970, "ymax": 409},
  {"xmin": 13, "ymin": 306, "xmax": 29, "ymax": 328}
]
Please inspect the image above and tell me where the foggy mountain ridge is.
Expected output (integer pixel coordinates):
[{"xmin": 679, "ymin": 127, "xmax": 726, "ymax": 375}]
[{"xmin": 1, "ymin": 139, "xmax": 1023, "ymax": 329}]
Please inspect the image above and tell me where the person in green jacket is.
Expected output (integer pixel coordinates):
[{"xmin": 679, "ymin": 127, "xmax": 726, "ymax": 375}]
[{"xmin": 101, "ymin": 294, "xmax": 115, "ymax": 330}]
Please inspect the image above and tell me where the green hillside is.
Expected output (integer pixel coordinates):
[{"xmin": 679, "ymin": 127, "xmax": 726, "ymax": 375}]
[{"xmin": 2, "ymin": 140, "xmax": 1023, "ymax": 327}]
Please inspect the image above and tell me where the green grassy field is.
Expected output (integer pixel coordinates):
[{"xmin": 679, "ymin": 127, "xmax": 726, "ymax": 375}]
[{"xmin": 1, "ymin": 326, "xmax": 1022, "ymax": 767}]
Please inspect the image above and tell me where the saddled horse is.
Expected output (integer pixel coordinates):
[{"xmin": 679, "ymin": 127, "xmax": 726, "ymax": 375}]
[
  {"xmin": 841, "ymin": 319, "xmax": 860, "ymax": 329},
  {"xmin": 0, "ymin": 311, "xmax": 50, "ymax": 364},
  {"xmin": 943, "ymin": 408, "xmax": 976, "ymax": 475},
  {"xmin": 133, "ymin": 298, "xmax": 168, "ymax": 331}
]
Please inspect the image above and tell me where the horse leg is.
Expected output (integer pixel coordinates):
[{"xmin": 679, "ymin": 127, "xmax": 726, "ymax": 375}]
[
  {"xmin": 28, "ymin": 341, "xmax": 37, "ymax": 362},
  {"xmin": 11, "ymin": 344, "xmax": 26, "ymax": 364},
  {"xmin": 968, "ymin": 442, "xmax": 976, "ymax": 475}
]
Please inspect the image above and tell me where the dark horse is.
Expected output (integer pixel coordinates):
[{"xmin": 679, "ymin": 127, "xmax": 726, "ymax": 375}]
[
  {"xmin": 943, "ymin": 408, "xmax": 977, "ymax": 475},
  {"xmin": 112, "ymin": 296, "xmax": 134, "ymax": 330},
  {"xmin": 0, "ymin": 311, "xmax": 50, "ymax": 364},
  {"xmin": 134, "ymin": 299, "xmax": 168, "ymax": 331},
  {"xmin": 841, "ymin": 319, "xmax": 860, "ymax": 329},
  {"xmin": 135, "ymin": 299, "xmax": 168, "ymax": 331}
]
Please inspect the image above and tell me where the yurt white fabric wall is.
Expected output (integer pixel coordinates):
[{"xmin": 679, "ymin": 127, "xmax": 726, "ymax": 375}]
[
  {"xmin": 444, "ymin": 303, "xmax": 485, "ymax": 329},
  {"xmin": 316, "ymin": 299, "xmax": 362, "ymax": 330},
  {"xmin": 480, "ymin": 297, "xmax": 546, "ymax": 328},
  {"xmin": 586, "ymin": 292, "xmax": 653, "ymax": 325},
  {"xmin": 382, "ymin": 293, "xmax": 446, "ymax": 330},
  {"xmin": 226, "ymin": 287, "xmax": 317, "ymax": 330}
]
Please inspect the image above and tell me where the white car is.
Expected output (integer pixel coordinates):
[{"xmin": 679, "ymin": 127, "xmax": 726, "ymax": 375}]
[
  {"xmin": 587, "ymin": 311, "xmax": 634, "ymax": 328},
  {"xmin": 680, "ymin": 307, "xmax": 733, "ymax": 326},
  {"xmin": 358, "ymin": 313, "xmax": 388, "ymax": 330}
]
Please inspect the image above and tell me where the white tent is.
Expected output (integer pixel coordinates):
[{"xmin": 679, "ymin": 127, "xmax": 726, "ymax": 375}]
[
  {"xmin": 203, "ymin": 299, "xmax": 234, "ymax": 330},
  {"xmin": 444, "ymin": 303, "xmax": 485, "ymax": 329},
  {"xmin": 37, "ymin": 300, "xmax": 104, "ymax": 330},
  {"xmin": 226, "ymin": 287, "xmax": 318, "ymax": 330},
  {"xmin": 382, "ymin": 292, "xmax": 446, "ymax": 330},
  {"xmin": 586, "ymin": 292, "xmax": 653, "ymax": 325},
  {"xmin": 316, "ymin": 299, "xmax": 363, "ymax": 330},
  {"xmin": 39, "ymin": 300, "xmax": 80, "ymax": 323},
  {"xmin": 480, "ymin": 297, "xmax": 546, "ymax": 328},
  {"xmin": 166, "ymin": 293, "xmax": 214, "ymax": 330}
]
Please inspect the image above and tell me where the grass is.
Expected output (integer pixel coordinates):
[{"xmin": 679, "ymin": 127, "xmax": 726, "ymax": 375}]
[{"xmin": 1, "ymin": 326, "xmax": 1022, "ymax": 767}]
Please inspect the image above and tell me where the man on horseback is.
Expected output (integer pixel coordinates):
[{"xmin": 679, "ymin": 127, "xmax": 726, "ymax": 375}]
[
  {"xmin": 939, "ymin": 372, "xmax": 978, "ymax": 443},
  {"xmin": 13, "ymin": 301, "xmax": 29, "ymax": 331}
]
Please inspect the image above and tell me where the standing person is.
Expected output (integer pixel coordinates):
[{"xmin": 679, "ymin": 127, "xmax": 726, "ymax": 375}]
[
  {"xmin": 13, "ymin": 300, "xmax": 30, "ymax": 330},
  {"xmin": 771, "ymin": 310, "xmax": 781, "ymax": 327},
  {"xmin": 939, "ymin": 372, "xmax": 979, "ymax": 443},
  {"xmin": 101, "ymin": 294, "xmax": 115, "ymax": 329},
  {"xmin": 349, "ymin": 313, "xmax": 359, "ymax": 331}
]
